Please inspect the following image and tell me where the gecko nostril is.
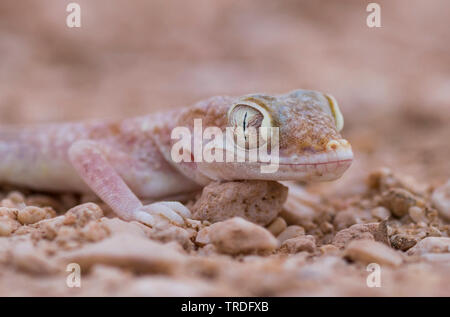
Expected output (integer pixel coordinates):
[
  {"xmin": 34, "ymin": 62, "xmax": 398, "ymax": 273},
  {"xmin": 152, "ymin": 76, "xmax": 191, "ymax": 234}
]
[
  {"xmin": 326, "ymin": 139, "xmax": 351, "ymax": 151},
  {"xmin": 326, "ymin": 140, "xmax": 339, "ymax": 151}
]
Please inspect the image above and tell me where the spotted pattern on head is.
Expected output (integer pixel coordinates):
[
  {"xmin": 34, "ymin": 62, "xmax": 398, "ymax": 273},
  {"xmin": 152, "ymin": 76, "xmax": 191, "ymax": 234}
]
[
  {"xmin": 175, "ymin": 90, "xmax": 343, "ymax": 156},
  {"xmin": 241, "ymin": 91, "xmax": 342, "ymax": 155}
]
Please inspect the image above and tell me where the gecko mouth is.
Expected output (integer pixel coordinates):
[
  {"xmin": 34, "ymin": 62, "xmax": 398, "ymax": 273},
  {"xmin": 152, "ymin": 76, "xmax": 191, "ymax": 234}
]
[
  {"xmin": 197, "ymin": 147, "xmax": 353, "ymax": 182},
  {"xmin": 276, "ymin": 147, "xmax": 353, "ymax": 167},
  {"xmin": 272, "ymin": 141, "xmax": 353, "ymax": 179},
  {"xmin": 272, "ymin": 157, "xmax": 353, "ymax": 179},
  {"xmin": 195, "ymin": 139, "xmax": 353, "ymax": 182},
  {"xmin": 276, "ymin": 158, "xmax": 353, "ymax": 167},
  {"xmin": 247, "ymin": 140, "xmax": 354, "ymax": 181}
]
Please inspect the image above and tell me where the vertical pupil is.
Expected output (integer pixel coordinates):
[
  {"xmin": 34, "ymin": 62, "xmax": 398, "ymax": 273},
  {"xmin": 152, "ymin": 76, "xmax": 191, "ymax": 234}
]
[
  {"xmin": 243, "ymin": 111, "xmax": 248, "ymax": 140},
  {"xmin": 229, "ymin": 104, "xmax": 268, "ymax": 150}
]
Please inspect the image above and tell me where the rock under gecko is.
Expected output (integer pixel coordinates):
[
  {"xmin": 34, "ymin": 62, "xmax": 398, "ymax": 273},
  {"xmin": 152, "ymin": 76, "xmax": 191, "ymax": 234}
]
[{"xmin": 0, "ymin": 89, "xmax": 353, "ymax": 227}]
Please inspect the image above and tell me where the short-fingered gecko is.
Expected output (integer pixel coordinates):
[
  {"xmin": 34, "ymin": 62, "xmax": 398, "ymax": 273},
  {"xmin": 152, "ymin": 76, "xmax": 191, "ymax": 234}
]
[{"xmin": 0, "ymin": 90, "xmax": 353, "ymax": 227}]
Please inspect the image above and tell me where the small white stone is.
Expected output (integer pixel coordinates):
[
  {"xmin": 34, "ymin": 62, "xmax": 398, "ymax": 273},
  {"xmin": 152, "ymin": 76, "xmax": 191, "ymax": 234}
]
[
  {"xmin": 344, "ymin": 239, "xmax": 403, "ymax": 267},
  {"xmin": 407, "ymin": 237, "xmax": 450, "ymax": 256},
  {"xmin": 195, "ymin": 226, "xmax": 212, "ymax": 245},
  {"xmin": 371, "ymin": 206, "xmax": 390, "ymax": 220},
  {"xmin": 208, "ymin": 217, "xmax": 278, "ymax": 255},
  {"xmin": 431, "ymin": 180, "xmax": 450, "ymax": 220},
  {"xmin": 266, "ymin": 217, "xmax": 287, "ymax": 236},
  {"xmin": 277, "ymin": 225, "xmax": 305, "ymax": 244},
  {"xmin": 408, "ymin": 206, "xmax": 427, "ymax": 223}
]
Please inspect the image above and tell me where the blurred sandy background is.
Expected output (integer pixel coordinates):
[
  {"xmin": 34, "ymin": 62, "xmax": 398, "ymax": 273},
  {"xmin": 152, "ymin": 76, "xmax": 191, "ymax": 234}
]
[{"xmin": 0, "ymin": 0, "xmax": 449, "ymax": 184}]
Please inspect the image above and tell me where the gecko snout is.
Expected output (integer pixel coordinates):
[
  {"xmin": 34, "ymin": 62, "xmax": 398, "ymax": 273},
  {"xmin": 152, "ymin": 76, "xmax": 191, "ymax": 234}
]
[
  {"xmin": 326, "ymin": 139, "xmax": 350, "ymax": 151},
  {"xmin": 325, "ymin": 139, "xmax": 353, "ymax": 162}
]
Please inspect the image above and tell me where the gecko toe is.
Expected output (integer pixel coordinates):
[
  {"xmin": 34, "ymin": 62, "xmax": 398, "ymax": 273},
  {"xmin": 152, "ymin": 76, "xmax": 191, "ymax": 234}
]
[
  {"xmin": 160, "ymin": 201, "xmax": 192, "ymax": 218},
  {"xmin": 134, "ymin": 211, "xmax": 157, "ymax": 227},
  {"xmin": 139, "ymin": 202, "xmax": 185, "ymax": 225}
]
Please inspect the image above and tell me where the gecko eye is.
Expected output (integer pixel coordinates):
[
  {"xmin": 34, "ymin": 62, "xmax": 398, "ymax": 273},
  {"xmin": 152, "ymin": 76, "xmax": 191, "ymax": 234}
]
[
  {"xmin": 228, "ymin": 101, "xmax": 272, "ymax": 149},
  {"xmin": 324, "ymin": 94, "xmax": 344, "ymax": 131}
]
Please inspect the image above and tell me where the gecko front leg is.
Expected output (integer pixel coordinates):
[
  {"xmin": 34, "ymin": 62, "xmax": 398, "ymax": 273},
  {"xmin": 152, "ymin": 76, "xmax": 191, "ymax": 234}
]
[{"xmin": 68, "ymin": 140, "xmax": 191, "ymax": 227}]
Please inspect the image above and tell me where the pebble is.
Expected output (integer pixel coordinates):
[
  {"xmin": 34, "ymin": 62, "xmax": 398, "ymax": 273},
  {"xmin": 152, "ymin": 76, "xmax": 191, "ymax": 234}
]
[
  {"xmin": 266, "ymin": 217, "xmax": 287, "ymax": 236},
  {"xmin": 280, "ymin": 197, "xmax": 316, "ymax": 230},
  {"xmin": 64, "ymin": 203, "xmax": 104, "ymax": 227},
  {"xmin": 280, "ymin": 235, "xmax": 316, "ymax": 253},
  {"xmin": 344, "ymin": 239, "xmax": 403, "ymax": 267},
  {"xmin": 17, "ymin": 206, "xmax": 53, "ymax": 225},
  {"xmin": 366, "ymin": 168, "xmax": 398, "ymax": 191},
  {"xmin": 195, "ymin": 226, "xmax": 212, "ymax": 246},
  {"xmin": 149, "ymin": 225, "xmax": 195, "ymax": 251},
  {"xmin": 319, "ymin": 221, "xmax": 334, "ymax": 234},
  {"xmin": 333, "ymin": 208, "xmax": 361, "ymax": 230},
  {"xmin": 81, "ymin": 221, "xmax": 110, "ymax": 242},
  {"xmin": 319, "ymin": 244, "xmax": 340, "ymax": 255},
  {"xmin": 0, "ymin": 207, "xmax": 19, "ymax": 220},
  {"xmin": 59, "ymin": 233, "xmax": 186, "ymax": 274},
  {"xmin": 0, "ymin": 216, "xmax": 21, "ymax": 236},
  {"xmin": 431, "ymin": 180, "xmax": 450, "ymax": 220},
  {"xmin": 332, "ymin": 223, "xmax": 379, "ymax": 249},
  {"xmin": 208, "ymin": 217, "xmax": 278, "ymax": 255},
  {"xmin": 277, "ymin": 225, "xmax": 305, "ymax": 244},
  {"xmin": 36, "ymin": 215, "xmax": 66, "ymax": 240},
  {"xmin": 390, "ymin": 234, "xmax": 417, "ymax": 251},
  {"xmin": 408, "ymin": 206, "xmax": 428, "ymax": 224},
  {"xmin": 371, "ymin": 206, "xmax": 390, "ymax": 220},
  {"xmin": 6, "ymin": 191, "xmax": 26, "ymax": 209},
  {"xmin": 380, "ymin": 188, "xmax": 419, "ymax": 218},
  {"xmin": 99, "ymin": 218, "xmax": 148, "ymax": 238},
  {"xmin": 407, "ymin": 237, "xmax": 450, "ymax": 256},
  {"xmin": 192, "ymin": 181, "xmax": 287, "ymax": 226}
]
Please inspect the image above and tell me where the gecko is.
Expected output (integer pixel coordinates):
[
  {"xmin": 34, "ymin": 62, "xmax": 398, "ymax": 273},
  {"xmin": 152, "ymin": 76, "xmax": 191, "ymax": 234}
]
[{"xmin": 0, "ymin": 89, "xmax": 353, "ymax": 227}]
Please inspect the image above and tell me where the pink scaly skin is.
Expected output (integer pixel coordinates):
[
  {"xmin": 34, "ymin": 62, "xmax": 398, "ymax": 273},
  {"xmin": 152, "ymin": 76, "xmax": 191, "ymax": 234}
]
[{"xmin": 0, "ymin": 90, "xmax": 353, "ymax": 227}]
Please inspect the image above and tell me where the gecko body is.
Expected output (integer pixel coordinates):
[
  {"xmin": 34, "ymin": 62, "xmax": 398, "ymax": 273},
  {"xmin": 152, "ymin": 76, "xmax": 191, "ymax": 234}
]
[{"xmin": 0, "ymin": 90, "xmax": 353, "ymax": 226}]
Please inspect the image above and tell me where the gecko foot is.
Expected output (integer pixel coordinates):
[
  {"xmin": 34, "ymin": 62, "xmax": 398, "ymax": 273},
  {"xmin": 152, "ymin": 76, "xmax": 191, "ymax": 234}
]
[{"xmin": 133, "ymin": 201, "xmax": 192, "ymax": 227}]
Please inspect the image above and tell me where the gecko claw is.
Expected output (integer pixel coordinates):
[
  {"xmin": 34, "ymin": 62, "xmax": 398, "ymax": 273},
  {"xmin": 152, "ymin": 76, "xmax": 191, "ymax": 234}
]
[{"xmin": 133, "ymin": 201, "xmax": 191, "ymax": 227}]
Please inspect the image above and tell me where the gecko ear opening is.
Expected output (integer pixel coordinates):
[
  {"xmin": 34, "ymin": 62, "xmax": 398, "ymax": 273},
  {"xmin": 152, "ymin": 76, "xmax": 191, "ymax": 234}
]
[{"xmin": 324, "ymin": 93, "xmax": 344, "ymax": 131}]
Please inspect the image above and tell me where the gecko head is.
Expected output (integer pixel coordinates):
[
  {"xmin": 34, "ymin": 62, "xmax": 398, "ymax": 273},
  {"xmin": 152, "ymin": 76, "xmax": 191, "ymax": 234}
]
[{"xmin": 196, "ymin": 89, "xmax": 353, "ymax": 182}]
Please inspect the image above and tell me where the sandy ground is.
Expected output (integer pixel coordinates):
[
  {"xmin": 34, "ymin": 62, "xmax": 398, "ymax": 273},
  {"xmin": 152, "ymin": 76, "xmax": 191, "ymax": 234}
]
[{"xmin": 0, "ymin": 0, "xmax": 449, "ymax": 296}]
